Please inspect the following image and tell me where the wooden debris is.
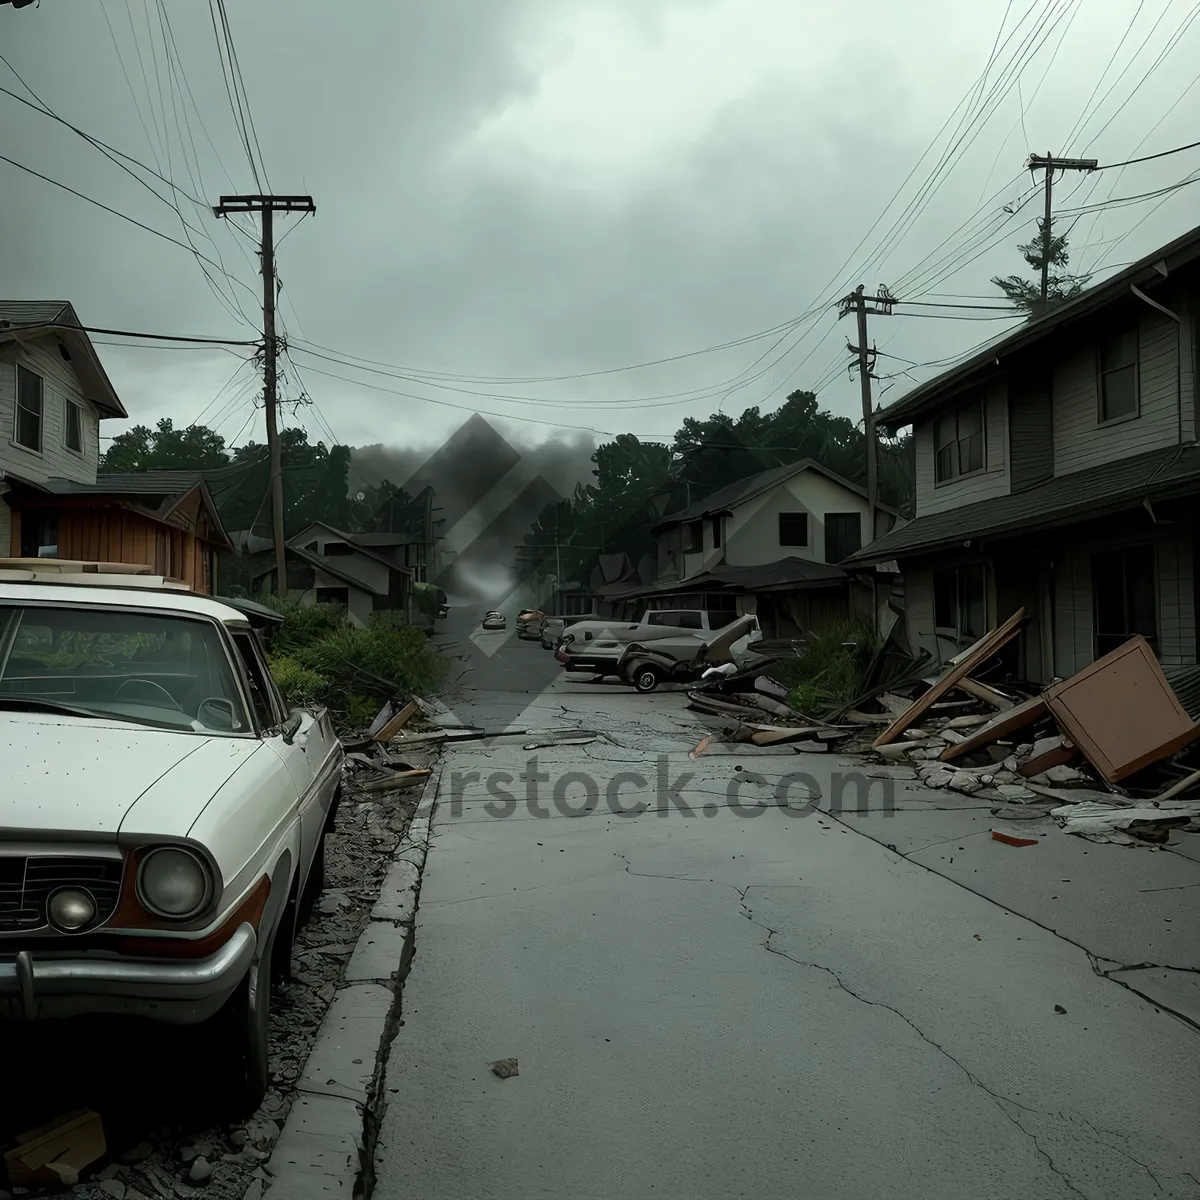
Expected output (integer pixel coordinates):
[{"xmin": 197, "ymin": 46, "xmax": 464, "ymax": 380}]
[
  {"xmin": 5, "ymin": 1109, "xmax": 106, "ymax": 1187},
  {"xmin": 939, "ymin": 696, "xmax": 1049, "ymax": 762},
  {"xmin": 956, "ymin": 677, "xmax": 1017, "ymax": 710},
  {"xmin": 879, "ymin": 692, "xmax": 913, "ymax": 717},
  {"xmin": 1154, "ymin": 767, "xmax": 1200, "ymax": 803},
  {"xmin": 875, "ymin": 609, "xmax": 1026, "ymax": 748},
  {"xmin": 373, "ymin": 699, "xmax": 419, "ymax": 743},
  {"xmin": 490, "ymin": 1058, "xmax": 519, "ymax": 1079},
  {"xmin": 359, "ymin": 769, "xmax": 432, "ymax": 794},
  {"xmin": 1018, "ymin": 741, "xmax": 1079, "ymax": 778}
]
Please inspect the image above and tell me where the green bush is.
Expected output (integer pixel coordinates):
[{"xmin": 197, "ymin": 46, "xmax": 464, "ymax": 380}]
[
  {"xmin": 268, "ymin": 654, "xmax": 328, "ymax": 710},
  {"xmin": 257, "ymin": 594, "xmax": 347, "ymax": 655},
  {"xmin": 770, "ymin": 621, "xmax": 882, "ymax": 716},
  {"xmin": 294, "ymin": 620, "xmax": 448, "ymax": 708}
]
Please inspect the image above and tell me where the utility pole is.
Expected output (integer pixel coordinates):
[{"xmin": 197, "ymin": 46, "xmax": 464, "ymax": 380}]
[
  {"xmin": 837, "ymin": 285, "xmax": 894, "ymax": 541},
  {"xmin": 213, "ymin": 194, "xmax": 315, "ymax": 594},
  {"xmin": 1026, "ymin": 154, "xmax": 1096, "ymax": 305}
]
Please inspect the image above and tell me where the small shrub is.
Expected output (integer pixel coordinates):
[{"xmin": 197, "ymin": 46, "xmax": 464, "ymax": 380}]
[
  {"xmin": 258, "ymin": 595, "xmax": 348, "ymax": 655},
  {"xmin": 771, "ymin": 621, "xmax": 882, "ymax": 716},
  {"xmin": 295, "ymin": 622, "xmax": 448, "ymax": 707},
  {"xmin": 269, "ymin": 654, "xmax": 328, "ymax": 710}
]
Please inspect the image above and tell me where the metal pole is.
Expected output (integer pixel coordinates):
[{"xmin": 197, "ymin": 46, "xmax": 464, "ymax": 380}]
[
  {"xmin": 1040, "ymin": 154, "xmax": 1053, "ymax": 307},
  {"xmin": 854, "ymin": 286, "xmax": 878, "ymax": 541},
  {"xmin": 260, "ymin": 206, "xmax": 287, "ymax": 595}
]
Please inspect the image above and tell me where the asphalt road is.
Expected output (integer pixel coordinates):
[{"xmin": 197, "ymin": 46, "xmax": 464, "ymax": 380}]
[{"xmin": 373, "ymin": 674, "xmax": 1200, "ymax": 1200}]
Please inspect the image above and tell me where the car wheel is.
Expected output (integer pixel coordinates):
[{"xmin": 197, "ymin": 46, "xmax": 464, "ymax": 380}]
[
  {"xmin": 208, "ymin": 948, "xmax": 271, "ymax": 1117},
  {"xmin": 634, "ymin": 666, "xmax": 661, "ymax": 693}
]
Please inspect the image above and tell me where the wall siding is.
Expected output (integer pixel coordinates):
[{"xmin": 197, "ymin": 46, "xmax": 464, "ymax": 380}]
[
  {"xmin": 1053, "ymin": 309, "xmax": 1180, "ymax": 477},
  {"xmin": 1008, "ymin": 376, "xmax": 1053, "ymax": 492},
  {"xmin": 913, "ymin": 381, "xmax": 1009, "ymax": 516},
  {"xmin": 0, "ymin": 341, "xmax": 99, "ymax": 486}
]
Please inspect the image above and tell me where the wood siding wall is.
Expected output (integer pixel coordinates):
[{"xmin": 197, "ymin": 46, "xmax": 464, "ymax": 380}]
[
  {"xmin": 1052, "ymin": 308, "xmax": 1181, "ymax": 477},
  {"xmin": 1008, "ymin": 374, "xmax": 1053, "ymax": 492},
  {"xmin": 913, "ymin": 380, "xmax": 1009, "ymax": 516},
  {"xmin": 19, "ymin": 506, "xmax": 218, "ymax": 594},
  {"xmin": 0, "ymin": 340, "xmax": 100, "ymax": 485}
]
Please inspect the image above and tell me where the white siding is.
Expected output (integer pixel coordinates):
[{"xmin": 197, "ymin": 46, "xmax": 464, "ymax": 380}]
[
  {"xmin": 1052, "ymin": 309, "xmax": 1180, "ymax": 477},
  {"xmin": 0, "ymin": 339, "xmax": 100, "ymax": 486},
  {"xmin": 722, "ymin": 471, "xmax": 870, "ymax": 569},
  {"xmin": 913, "ymin": 381, "xmax": 1009, "ymax": 516}
]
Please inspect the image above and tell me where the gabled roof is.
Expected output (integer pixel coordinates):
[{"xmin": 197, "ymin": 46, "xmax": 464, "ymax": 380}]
[
  {"xmin": 0, "ymin": 301, "xmax": 127, "ymax": 419},
  {"xmin": 877, "ymin": 221, "xmax": 1200, "ymax": 433},
  {"xmin": 12, "ymin": 473, "xmax": 233, "ymax": 550},
  {"xmin": 288, "ymin": 521, "xmax": 408, "ymax": 573},
  {"xmin": 249, "ymin": 544, "xmax": 384, "ymax": 595},
  {"xmin": 652, "ymin": 459, "xmax": 893, "ymax": 533},
  {"xmin": 846, "ymin": 444, "xmax": 1200, "ymax": 564}
]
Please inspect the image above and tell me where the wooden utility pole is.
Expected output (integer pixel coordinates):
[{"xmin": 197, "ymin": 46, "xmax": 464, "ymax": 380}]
[
  {"xmin": 213, "ymin": 194, "xmax": 315, "ymax": 593},
  {"xmin": 1026, "ymin": 154, "xmax": 1096, "ymax": 305},
  {"xmin": 837, "ymin": 285, "xmax": 894, "ymax": 540}
]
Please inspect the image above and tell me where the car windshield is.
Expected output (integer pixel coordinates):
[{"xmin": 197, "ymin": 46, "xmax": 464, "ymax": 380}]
[{"xmin": 0, "ymin": 604, "xmax": 250, "ymax": 734}]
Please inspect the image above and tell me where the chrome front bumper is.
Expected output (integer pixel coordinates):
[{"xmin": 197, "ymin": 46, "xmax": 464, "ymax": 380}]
[{"xmin": 0, "ymin": 922, "xmax": 257, "ymax": 1024}]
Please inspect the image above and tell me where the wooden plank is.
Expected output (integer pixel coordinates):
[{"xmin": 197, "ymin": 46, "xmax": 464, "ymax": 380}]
[
  {"xmin": 1017, "ymin": 743, "xmax": 1079, "ymax": 778},
  {"xmin": 940, "ymin": 695, "xmax": 1048, "ymax": 762},
  {"xmin": 957, "ymin": 676, "xmax": 1017, "ymax": 710},
  {"xmin": 374, "ymin": 699, "xmax": 419, "ymax": 743},
  {"xmin": 875, "ymin": 608, "xmax": 1026, "ymax": 747}
]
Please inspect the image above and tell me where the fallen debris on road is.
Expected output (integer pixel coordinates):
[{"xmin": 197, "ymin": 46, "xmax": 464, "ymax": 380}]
[{"xmin": 5, "ymin": 1108, "xmax": 105, "ymax": 1188}]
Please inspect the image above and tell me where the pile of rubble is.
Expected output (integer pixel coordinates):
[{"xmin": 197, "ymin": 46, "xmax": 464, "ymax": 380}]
[{"xmin": 866, "ymin": 615, "xmax": 1200, "ymax": 846}]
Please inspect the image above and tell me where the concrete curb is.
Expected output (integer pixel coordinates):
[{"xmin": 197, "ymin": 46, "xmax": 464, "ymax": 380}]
[{"xmin": 258, "ymin": 763, "xmax": 439, "ymax": 1200}]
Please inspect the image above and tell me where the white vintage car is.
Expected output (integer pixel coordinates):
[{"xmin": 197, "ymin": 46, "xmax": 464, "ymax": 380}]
[{"xmin": 0, "ymin": 580, "xmax": 343, "ymax": 1114}]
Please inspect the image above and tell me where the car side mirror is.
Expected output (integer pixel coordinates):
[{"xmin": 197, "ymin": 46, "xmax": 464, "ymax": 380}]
[{"xmin": 280, "ymin": 711, "xmax": 304, "ymax": 744}]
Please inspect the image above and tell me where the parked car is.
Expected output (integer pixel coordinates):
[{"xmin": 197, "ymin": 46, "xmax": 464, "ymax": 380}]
[
  {"xmin": 538, "ymin": 614, "xmax": 594, "ymax": 649},
  {"xmin": 617, "ymin": 615, "xmax": 759, "ymax": 692},
  {"xmin": 482, "ymin": 611, "xmax": 506, "ymax": 630},
  {"xmin": 0, "ymin": 578, "xmax": 343, "ymax": 1115},
  {"xmin": 555, "ymin": 609, "xmax": 761, "ymax": 675}
]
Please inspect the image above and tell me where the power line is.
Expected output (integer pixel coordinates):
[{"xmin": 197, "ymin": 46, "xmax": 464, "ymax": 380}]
[
  {"xmin": 1094, "ymin": 138, "xmax": 1200, "ymax": 170},
  {"xmin": 7, "ymin": 321, "xmax": 258, "ymax": 346}
]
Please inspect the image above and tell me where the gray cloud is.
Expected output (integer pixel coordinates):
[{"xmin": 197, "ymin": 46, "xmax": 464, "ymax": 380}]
[{"xmin": 3, "ymin": 0, "xmax": 1197, "ymax": 455}]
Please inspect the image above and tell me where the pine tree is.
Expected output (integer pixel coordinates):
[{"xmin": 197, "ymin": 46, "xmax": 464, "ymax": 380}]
[{"xmin": 992, "ymin": 218, "xmax": 1091, "ymax": 319}]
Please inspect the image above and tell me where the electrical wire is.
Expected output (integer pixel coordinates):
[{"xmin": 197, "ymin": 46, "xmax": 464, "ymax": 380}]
[{"xmin": 1094, "ymin": 138, "xmax": 1200, "ymax": 170}]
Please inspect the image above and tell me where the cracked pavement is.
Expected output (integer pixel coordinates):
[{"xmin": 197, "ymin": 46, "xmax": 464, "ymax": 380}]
[{"xmin": 373, "ymin": 629, "xmax": 1200, "ymax": 1200}]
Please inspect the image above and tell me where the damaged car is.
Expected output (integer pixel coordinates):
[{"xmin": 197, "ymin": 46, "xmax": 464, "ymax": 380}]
[{"xmin": 0, "ymin": 580, "xmax": 343, "ymax": 1115}]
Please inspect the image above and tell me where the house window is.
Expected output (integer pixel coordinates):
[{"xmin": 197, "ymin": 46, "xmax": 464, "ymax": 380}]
[
  {"xmin": 934, "ymin": 399, "xmax": 985, "ymax": 482},
  {"xmin": 15, "ymin": 365, "xmax": 43, "ymax": 453},
  {"xmin": 1092, "ymin": 545, "xmax": 1156, "ymax": 657},
  {"xmin": 1099, "ymin": 326, "xmax": 1138, "ymax": 422},
  {"xmin": 933, "ymin": 565, "xmax": 987, "ymax": 641},
  {"xmin": 63, "ymin": 400, "xmax": 83, "ymax": 453},
  {"xmin": 710, "ymin": 515, "xmax": 722, "ymax": 549},
  {"xmin": 316, "ymin": 586, "xmax": 349, "ymax": 606},
  {"xmin": 684, "ymin": 521, "xmax": 703, "ymax": 553},
  {"xmin": 778, "ymin": 512, "xmax": 808, "ymax": 547},
  {"xmin": 19, "ymin": 511, "xmax": 58, "ymax": 559},
  {"xmin": 824, "ymin": 513, "xmax": 862, "ymax": 563},
  {"xmin": 323, "ymin": 541, "xmax": 353, "ymax": 556}
]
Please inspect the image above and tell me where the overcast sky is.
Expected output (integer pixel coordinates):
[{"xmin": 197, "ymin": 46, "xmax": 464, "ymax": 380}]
[{"xmin": 4, "ymin": 0, "xmax": 1198, "ymax": 480}]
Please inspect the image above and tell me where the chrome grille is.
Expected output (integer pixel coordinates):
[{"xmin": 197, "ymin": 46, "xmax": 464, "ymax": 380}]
[{"xmin": 0, "ymin": 855, "xmax": 123, "ymax": 933}]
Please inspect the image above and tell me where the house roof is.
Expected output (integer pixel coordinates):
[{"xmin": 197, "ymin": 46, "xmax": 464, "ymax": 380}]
[
  {"xmin": 350, "ymin": 531, "xmax": 428, "ymax": 547},
  {"xmin": 877, "ymin": 221, "xmax": 1200, "ymax": 433},
  {"xmin": 652, "ymin": 458, "xmax": 894, "ymax": 533},
  {"xmin": 250, "ymin": 544, "xmax": 383, "ymax": 595},
  {"xmin": 0, "ymin": 301, "xmax": 127, "ymax": 419},
  {"xmin": 608, "ymin": 556, "xmax": 848, "ymax": 600},
  {"xmin": 845, "ymin": 444, "xmax": 1200, "ymax": 565},
  {"xmin": 10, "ymin": 473, "xmax": 233, "ymax": 550},
  {"xmin": 288, "ymin": 521, "xmax": 410, "ymax": 574}
]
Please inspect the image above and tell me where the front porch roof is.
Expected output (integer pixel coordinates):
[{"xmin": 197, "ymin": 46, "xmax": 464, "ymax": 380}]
[{"xmin": 845, "ymin": 445, "xmax": 1200, "ymax": 566}]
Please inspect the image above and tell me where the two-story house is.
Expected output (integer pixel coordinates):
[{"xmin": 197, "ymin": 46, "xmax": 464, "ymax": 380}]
[
  {"xmin": 1, "ymin": 302, "xmax": 232, "ymax": 591},
  {"xmin": 249, "ymin": 521, "xmax": 414, "ymax": 626},
  {"xmin": 607, "ymin": 460, "xmax": 900, "ymax": 638},
  {"xmin": 847, "ymin": 223, "xmax": 1200, "ymax": 684}
]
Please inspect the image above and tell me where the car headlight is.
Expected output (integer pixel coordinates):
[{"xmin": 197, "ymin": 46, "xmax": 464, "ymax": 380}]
[{"xmin": 136, "ymin": 847, "xmax": 214, "ymax": 920}]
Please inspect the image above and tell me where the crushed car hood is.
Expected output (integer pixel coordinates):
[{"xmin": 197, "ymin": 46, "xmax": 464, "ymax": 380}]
[{"xmin": 3, "ymin": 713, "xmax": 260, "ymax": 838}]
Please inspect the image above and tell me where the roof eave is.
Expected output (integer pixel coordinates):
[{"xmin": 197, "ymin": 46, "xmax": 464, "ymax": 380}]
[{"xmin": 877, "ymin": 223, "xmax": 1200, "ymax": 433}]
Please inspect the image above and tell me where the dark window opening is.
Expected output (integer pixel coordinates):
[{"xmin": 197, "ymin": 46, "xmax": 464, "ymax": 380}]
[
  {"xmin": 15, "ymin": 365, "xmax": 43, "ymax": 453},
  {"xmin": 824, "ymin": 513, "xmax": 862, "ymax": 563},
  {"xmin": 933, "ymin": 565, "xmax": 987, "ymax": 641},
  {"xmin": 233, "ymin": 632, "xmax": 279, "ymax": 730},
  {"xmin": 710, "ymin": 515, "xmax": 722, "ymax": 548},
  {"xmin": 684, "ymin": 520, "xmax": 703, "ymax": 553},
  {"xmin": 316, "ymin": 586, "xmax": 350, "ymax": 606},
  {"xmin": 19, "ymin": 511, "xmax": 57, "ymax": 559},
  {"xmin": 778, "ymin": 512, "xmax": 808, "ymax": 547},
  {"xmin": 1100, "ymin": 326, "xmax": 1138, "ymax": 422},
  {"xmin": 323, "ymin": 541, "xmax": 353, "ymax": 556},
  {"xmin": 63, "ymin": 402, "xmax": 83, "ymax": 453},
  {"xmin": 934, "ymin": 399, "xmax": 985, "ymax": 482},
  {"xmin": 646, "ymin": 610, "xmax": 704, "ymax": 629},
  {"xmin": 1092, "ymin": 545, "xmax": 1156, "ymax": 657}
]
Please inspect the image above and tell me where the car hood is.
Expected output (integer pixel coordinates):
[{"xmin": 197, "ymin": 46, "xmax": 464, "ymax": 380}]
[{"xmin": 3, "ymin": 712, "xmax": 260, "ymax": 839}]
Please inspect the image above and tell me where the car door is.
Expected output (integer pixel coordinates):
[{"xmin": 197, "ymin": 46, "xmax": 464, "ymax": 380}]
[{"xmin": 229, "ymin": 630, "xmax": 325, "ymax": 890}]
